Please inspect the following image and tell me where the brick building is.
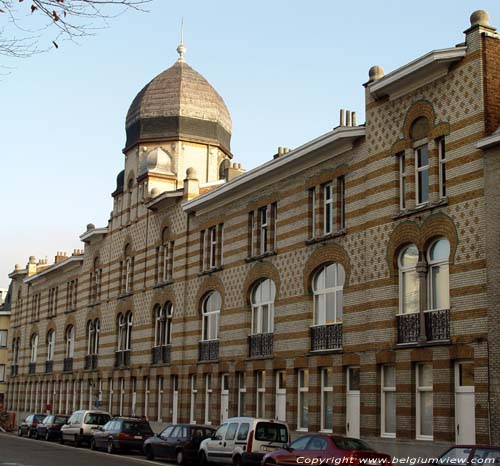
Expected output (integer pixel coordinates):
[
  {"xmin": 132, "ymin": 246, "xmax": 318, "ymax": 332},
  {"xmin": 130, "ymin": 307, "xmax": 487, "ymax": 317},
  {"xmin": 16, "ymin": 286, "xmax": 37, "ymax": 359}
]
[{"xmin": 5, "ymin": 9, "xmax": 500, "ymax": 455}]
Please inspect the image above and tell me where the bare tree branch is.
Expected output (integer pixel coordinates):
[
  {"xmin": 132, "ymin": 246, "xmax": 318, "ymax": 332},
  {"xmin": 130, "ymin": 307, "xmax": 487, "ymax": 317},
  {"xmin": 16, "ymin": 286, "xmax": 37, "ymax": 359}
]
[{"xmin": 0, "ymin": 0, "xmax": 151, "ymax": 58}]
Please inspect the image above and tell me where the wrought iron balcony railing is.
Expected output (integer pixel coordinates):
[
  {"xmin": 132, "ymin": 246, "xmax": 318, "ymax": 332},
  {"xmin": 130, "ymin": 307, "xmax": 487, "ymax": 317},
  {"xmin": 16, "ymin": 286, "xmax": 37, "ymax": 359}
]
[
  {"xmin": 248, "ymin": 333, "xmax": 273, "ymax": 358},
  {"xmin": 152, "ymin": 345, "xmax": 171, "ymax": 365},
  {"xmin": 397, "ymin": 309, "xmax": 450, "ymax": 344},
  {"xmin": 199, "ymin": 340, "xmax": 219, "ymax": 361},
  {"xmin": 45, "ymin": 360, "xmax": 53, "ymax": 374},
  {"xmin": 84, "ymin": 354, "xmax": 98, "ymax": 370},
  {"xmin": 114, "ymin": 350, "xmax": 131, "ymax": 368},
  {"xmin": 63, "ymin": 357, "xmax": 73, "ymax": 372},
  {"xmin": 311, "ymin": 323, "xmax": 343, "ymax": 351}
]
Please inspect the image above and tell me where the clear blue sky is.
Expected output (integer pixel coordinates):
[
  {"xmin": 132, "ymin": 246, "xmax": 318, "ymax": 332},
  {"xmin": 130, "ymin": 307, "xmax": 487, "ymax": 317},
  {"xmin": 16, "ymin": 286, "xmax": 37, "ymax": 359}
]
[{"xmin": 1, "ymin": 0, "xmax": 498, "ymax": 289}]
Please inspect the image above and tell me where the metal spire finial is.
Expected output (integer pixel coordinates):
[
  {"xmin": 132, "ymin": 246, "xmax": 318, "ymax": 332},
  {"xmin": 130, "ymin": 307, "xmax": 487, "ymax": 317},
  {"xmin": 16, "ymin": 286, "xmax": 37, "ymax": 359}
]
[{"xmin": 177, "ymin": 17, "xmax": 186, "ymax": 62}]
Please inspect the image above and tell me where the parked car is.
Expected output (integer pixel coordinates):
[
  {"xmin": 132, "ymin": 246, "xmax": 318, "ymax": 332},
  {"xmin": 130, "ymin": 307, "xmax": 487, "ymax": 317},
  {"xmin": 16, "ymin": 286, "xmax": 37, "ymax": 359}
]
[
  {"xmin": 199, "ymin": 417, "xmax": 290, "ymax": 466},
  {"xmin": 17, "ymin": 414, "xmax": 47, "ymax": 438},
  {"xmin": 431, "ymin": 445, "xmax": 500, "ymax": 465},
  {"xmin": 144, "ymin": 424, "xmax": 215, "ymax": 464},
  {"xmin": 262, "ymin": 435, "xmax": 392, "ymax": 466},
  {"xmin": 60, "ymin": 410, "xmax": 111, "ymax": 447},
  {"xmin": 35, "ymin": 414, "xmax": 70, "ymax": 441},
  {"xmin": 90, "ymin": 417, "xmax": 154, "ymax": 454}
]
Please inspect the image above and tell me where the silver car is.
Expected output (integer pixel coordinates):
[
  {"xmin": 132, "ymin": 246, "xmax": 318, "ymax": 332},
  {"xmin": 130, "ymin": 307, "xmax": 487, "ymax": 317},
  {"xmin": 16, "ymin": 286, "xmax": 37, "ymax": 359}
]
[{"xmin": 60, "ymin": 410, "xmax": 111, "ymax": 447}]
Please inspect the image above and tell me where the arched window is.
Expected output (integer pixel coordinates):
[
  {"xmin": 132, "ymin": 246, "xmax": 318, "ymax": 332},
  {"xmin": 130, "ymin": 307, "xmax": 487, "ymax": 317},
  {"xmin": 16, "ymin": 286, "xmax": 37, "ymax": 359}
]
[
  {"xmin": 312, "ymin": 263, "xmax": 345, "ymax": 325},
  {"xmin": 427, "ymin": 238, "xmax": 450, "ymax": 310},
  {"xmin": 157, "ymin": 229, "xmax": 174, "ymax": 284},
  {"xmin": 47, "ymin": 330, "xmax": 55, "ymax": 361},
  {"xmin": 154, "ymin": 302, "xmax": 173, "ymax": 347},
  {"xmin": 86, "ymin": 319, "xmax": 100, "ymax": 355},
  {"xmin": 30, "ymin": 333, "xmax": 38, "ymax": 363},
  {"xmin": 65, "ymin": 325, "xmax": 74, "ymax": 359},
  {"xmin": 202, "ymin": 292, "xmax": 221, "ymax": 341},
  {"xmin": 118, "ymin": 312, "xmax": 133, "ymax": 351},
  {"xmin": 12, "ymin": 337, "xmax": 20, "ymax": 366},
  {"xmin": 251, "ymin": 279, "xmax": 276, "ymax": 335},
  {"xmin": 121, "ymin": 244, "xmax": 134, "ymax": 294},
  {"xmin": 91, "ymin": 258, "xmax": 102, "ymax": 303},
  {"xmin": 399, "ymin": 244, "xmax": 419, "ymax": 314}
]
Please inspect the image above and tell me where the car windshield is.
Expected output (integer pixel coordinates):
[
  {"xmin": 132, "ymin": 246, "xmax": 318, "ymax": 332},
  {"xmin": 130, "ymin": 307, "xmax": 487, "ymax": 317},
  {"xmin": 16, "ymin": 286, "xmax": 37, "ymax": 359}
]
[
  {"xmin": 42, "ymin": 416, "xmax": 54, "ymax": 424},
  {"xmin": 34, "ymin": 415, "xmax": 47, "ymax": 423},
  {"xmin": 254, "ymin": 423, "xmax": 288, "ymax": 443},
  {"xmin": 54, "ymin": 416, "xmax": 69, "ymax": 424},
  {"xmin": 122, "ymin": 422, "xmax": 153, "ymax": 434},
  {"xmin": 438, "ymin": 448, "xmax": 472, "ymax": 465},
  {"xmin": 84, "ymin": 413, "xmax": 110, "ymax": 425},
  {"xmin": 472, "ymin": 449, "xmax": 500, "ymax": 465},
  {"xmin": 333, "ymin": 438, "xmax": 373, "ymax": 451}
]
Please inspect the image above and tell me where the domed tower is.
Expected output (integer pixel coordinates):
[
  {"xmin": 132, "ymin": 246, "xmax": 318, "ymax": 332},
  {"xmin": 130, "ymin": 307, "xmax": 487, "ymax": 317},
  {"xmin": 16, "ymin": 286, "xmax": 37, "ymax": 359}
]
[{"xmin": 122, "ymin": 41, "xmax": 233, "ymax": 202}]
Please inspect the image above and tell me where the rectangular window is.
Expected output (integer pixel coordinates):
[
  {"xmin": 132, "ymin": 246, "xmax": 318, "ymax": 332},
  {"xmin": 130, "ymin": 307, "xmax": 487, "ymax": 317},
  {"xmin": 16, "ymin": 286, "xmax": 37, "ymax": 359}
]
[
  {"xmin": 256, "ymin": 371, "xmax": 265, "ymax": 418},
  {"xmin": 201, "ymin": 224, "xmax": 223, "ymax": 271},
  {"xmin": 209, "ymin": 226, "xmax": 217, "ymax": 269},
  {"xmin": 144, "ymin": 377, "xmax": 150, "ymax": 419},
  {"xmin": 438, "ymin": 138, "xmax": 446, "ymax": 198},
  {"xmin": 399, "ymin": 153, "xmax": 407, "ymax": 210},
  {"xmin": 157, "ymin": 376, "xmax": 164, "ymax": 422},
  {"xmin": 415, "ymin": 144, "xmax": 429, "ymax": 206},
  {"xmin": 309, "ymin": 187, "xmax": 317, "ymax": 239},
  {"xmin": 48, "ymin": 287, "xmax": 58, "ymax": 317},
  {"xmin": 320, "ymin": 368, "xmax": 333, "ymax": 432},
  {"xmin": 323, "ymin": 183, "xmax": 334, "ymax": 235},
  {"xmin": 0, "ymin": 330, "xmax": 7, "ymax": 348},
  {"xmin": 190, "ymin": 374, "xmax": 197, "ymax": 424},
  {"xmin": 219, "ymin": 224, "xmax": 224, "ymax": 266},
  {"xmin": 381, "ymin": 365, "xmax": 396, "ymax": 438},
  {"xmin": 337, "ymin": 176, "xmax": 345, "ymax": 230},
  {"xmin": 131, "ymin": 377, "xmax": 137, "ymax": 416},
  {"xmin": 125, "ymin": 258, "xmax": 133, "ymax": 293},
  {"xmin": 0, "ymin": 364, "xmax": 5, "ymax": 383},
  {"xmin": 259, "ymin": 206, "xmax": 269, "ymax": 255},
  {"xmin": 416, "ymin": 363, "xmax": 433, "ymax": 440},
  {"xmin": 108, "ymin": 378, "xmax": 114, "ymax": 414},
  {"xmin": 297, "ymin": 369, "xmax": 309, "ymax": 431},
  {"xmin": 248, "ymin": 212, "xmax": 255, "ymax": 258},
  {"xmin": 238, "ymin": 372, "xmax": 246, "ymax": 416},
  {"xmin": 205, "ymin": 374, "xmax": 212, "ymax": 425}
]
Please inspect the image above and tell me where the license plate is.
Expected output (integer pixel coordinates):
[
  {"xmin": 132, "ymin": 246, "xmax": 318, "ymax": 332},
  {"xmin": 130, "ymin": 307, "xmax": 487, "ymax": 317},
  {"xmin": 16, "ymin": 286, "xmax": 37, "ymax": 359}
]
[
  {"xmin": 134, "ymin": 436, "xmax": 143, "ymax": 440},
  {"xmin": 261, "ymin": 446, "xmax": 275, "ymax": 452}
]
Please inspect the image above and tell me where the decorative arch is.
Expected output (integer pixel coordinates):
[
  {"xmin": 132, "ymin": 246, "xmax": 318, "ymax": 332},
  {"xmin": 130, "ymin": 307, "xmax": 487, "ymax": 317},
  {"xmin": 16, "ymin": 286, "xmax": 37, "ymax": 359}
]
[
  {"xmin": 303, "ymin": 245, "xmax": 351, "ymax": 293},
  {"xmin": 195, "ymin": 276, "xmax": 225, "ymax": 312},
  {"xmin": 151, "ymin": 287, "xmax": 176, "ymax": 311},
  {"xmin": 86, "ymin": 307, "xmax": 102, "ymax": 323},
  {"xmin": 243, "ymin": 262, "xmax": 281, "ymax": 305},
  {"xmin": 115, "ymin": 299, "xmax": 135, "ymax": 320}
]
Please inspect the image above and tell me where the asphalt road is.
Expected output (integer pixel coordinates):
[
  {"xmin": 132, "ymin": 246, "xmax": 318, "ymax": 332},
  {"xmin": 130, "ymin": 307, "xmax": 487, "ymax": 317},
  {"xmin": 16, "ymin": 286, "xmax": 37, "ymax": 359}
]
[{"xmin": 0, "ymin": 433, "xmax": 170, "ymax": 466}]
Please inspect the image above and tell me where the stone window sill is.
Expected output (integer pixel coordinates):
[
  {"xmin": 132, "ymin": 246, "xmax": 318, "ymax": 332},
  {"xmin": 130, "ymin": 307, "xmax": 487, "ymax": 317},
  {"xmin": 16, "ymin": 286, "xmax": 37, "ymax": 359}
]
[
  {"xmin": 306, "ymin": 229, "xmax": 346, "ymax": 245},
  {"xmin": 153, "ymin": 280, "xmax": 174, "ymax": 289},
  {"xmin": 394, "ymin": 198, "xmax": 448, "ymax": 219},
  {"xmin": 245, "ymin": 251, "xmax": 277, "ymax": 263},
  {"xmin": 198, "ymin": 266, "xmax": 224, "ymax": 277}
]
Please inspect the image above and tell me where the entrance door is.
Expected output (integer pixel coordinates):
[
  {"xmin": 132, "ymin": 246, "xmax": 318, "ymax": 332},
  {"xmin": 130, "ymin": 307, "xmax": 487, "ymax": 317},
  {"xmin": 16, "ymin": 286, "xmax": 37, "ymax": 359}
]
[
  {"xmin": 221, "ymin": 374, "xmax": 229, "ymax": 423},
  {"xmin": 171, "ymin": 375, "xmax": 178, "ymax": 424},
  {"xmin": 346, "ymin": 366, "xmax": 360, "ymax": 438},
  {"xmin": 275, "ymin": 371, "xmax": 286, "ymax": 421},
  {"xmin": 455, "ymin": 361, "xmax": 475, "ymax": 443}
]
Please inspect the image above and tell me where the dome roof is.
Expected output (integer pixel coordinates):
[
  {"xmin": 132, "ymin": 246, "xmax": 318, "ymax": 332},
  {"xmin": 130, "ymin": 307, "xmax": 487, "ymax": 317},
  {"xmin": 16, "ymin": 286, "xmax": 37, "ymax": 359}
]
[{"xmin": 125, "ymin": 60, "xmax": 232, "ymax": 155}]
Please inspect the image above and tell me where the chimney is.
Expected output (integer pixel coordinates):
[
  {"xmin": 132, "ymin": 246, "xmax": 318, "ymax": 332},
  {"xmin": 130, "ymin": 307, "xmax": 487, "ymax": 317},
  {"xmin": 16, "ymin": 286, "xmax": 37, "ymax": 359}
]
[
  {"xmin": 226, "ymin": 162, "xmax": 246, "ymax": 180},
  {"xmin": 183, "ymin": 167, "xmax": 200, "ymax": 200},
  {"xmin": 338, "ymin": 109, "xmax": 358, "ymax": 128},
  {"xmin": 54, "ymin": 251, "xmax": 68, "ymax": 264},
  {"xmin": 273, "ymin": 147, "xmax": 292, "ymax": 159}
]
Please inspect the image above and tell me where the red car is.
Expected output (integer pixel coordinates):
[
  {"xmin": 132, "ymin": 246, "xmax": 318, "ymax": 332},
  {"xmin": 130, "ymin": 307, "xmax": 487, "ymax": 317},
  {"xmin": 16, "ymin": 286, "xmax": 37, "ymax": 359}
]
[
  {"xmin": 262, "ymin": 435, "xmax": 391, "ymax": 466},
  {"xmin": 432, "ymin": 445, "xmax": 500, "ymax": 465}
]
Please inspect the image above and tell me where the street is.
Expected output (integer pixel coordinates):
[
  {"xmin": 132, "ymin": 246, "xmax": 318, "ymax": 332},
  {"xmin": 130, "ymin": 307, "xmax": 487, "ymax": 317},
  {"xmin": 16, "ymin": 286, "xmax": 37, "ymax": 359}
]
[{"xmin": 0, "ymin": 433, "xmax": 169, "ymax": 466}]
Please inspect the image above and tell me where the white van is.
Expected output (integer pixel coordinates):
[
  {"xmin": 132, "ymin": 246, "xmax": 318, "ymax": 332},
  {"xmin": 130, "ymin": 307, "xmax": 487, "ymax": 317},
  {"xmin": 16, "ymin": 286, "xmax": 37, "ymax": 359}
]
[{"xmin": 199, "ymin": 417, "xmax": 289, "ymax": 466}]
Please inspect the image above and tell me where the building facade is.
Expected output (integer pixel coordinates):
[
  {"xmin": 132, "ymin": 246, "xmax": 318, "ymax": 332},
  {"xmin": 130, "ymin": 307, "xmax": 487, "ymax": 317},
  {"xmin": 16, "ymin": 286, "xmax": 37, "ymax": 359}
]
[
  {"xmin": 5, "ymin": 10, "xmax": 500, "ymax": 455},
  {"xmin": 0, "ymin": 287, "xmax": 11, "ymax": 409}
]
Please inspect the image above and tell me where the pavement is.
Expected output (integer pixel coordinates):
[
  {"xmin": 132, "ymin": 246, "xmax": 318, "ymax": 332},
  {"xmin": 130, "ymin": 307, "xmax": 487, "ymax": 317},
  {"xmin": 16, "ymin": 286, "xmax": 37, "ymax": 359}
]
[{"xmin": 0, "ymin": 432, "xmax": 170, "ymax": 466}]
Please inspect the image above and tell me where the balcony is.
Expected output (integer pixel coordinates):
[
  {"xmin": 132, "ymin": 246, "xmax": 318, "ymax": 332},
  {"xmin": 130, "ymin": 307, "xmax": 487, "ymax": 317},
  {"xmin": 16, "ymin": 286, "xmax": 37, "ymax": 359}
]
[
  {"xmin": 45, "ymin": 360, "xmax": 53, "ymax": 374},
  {"xmin": 311, "ymin": 323, "xmax": 343, "ymax": 352},
  {"xmin": 199, "ymin": 340, "xmax": 219, "ymax": 361},
  {"xmin": 28, "ymin": 362, "xmax": 36, "ymax": 374},
  {"xmin": 152, "ymin": 345, "xmax": 171, "ymax": 365},
  {"xmin": 63, "ymin": 357, "xmax": 73, "ymax": 372},
  {"xmin": 84, "ymin": 354, "xmax": 98, "ymax": 371},
  {"xmin": 10, "ymin": 365, "xmax": 18, "ymax": 377},
  {"xmin": 114, "ymin": 350, "xmax": 131, "ymax": 369},
  {"xmin": 248, "ymin": 333, "xmax": 273, "ymax": 358},
  {"xmin": 397, "ymin": 309, "xmax": 450, "ymax": 345}
]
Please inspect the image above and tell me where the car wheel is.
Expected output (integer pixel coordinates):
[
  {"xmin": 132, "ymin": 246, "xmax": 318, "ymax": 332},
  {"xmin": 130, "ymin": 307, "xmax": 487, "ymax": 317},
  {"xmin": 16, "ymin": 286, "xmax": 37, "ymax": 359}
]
[
  {"xmin": 74, "ymin": 435, "xmax": 80, "ymax": 448},
  {"xmin": 176, "ymin": 449, "xmax": 185, "ymax": 465},
  {"xmin": 35, "ymin": 431, "xmax": 40, "ymax": 440},
  {"xmin": 28, "ymin": 429, "xmax": 35, "ymax": 439},
  {"xmin": 17, "ymin": 428, "xmax": 23, "ymax": 437},
  {"xmin": 60, "ymin": 435, "xmax": 65, "ymax": 445},
  {"xmin": 199, "ymin": 451, "xmax": 209, "ymax": 466},
  {"xmin": 107, "ymin": 439, "xmax": 115, "ymax": 454},
  {"xmin": 45, "ymin": 431, "xmax": 50, "ymax": 441},
  {"xmin": 144, "ymin": 445, "xmax": 154, "ymax": 461},
  {"xmin": 233, "ymin": 455, "xmax": 242, "ymax": 466},
  {"xmin": 90, "ymin": 438, "xmax": 96, "ymax": 451}
]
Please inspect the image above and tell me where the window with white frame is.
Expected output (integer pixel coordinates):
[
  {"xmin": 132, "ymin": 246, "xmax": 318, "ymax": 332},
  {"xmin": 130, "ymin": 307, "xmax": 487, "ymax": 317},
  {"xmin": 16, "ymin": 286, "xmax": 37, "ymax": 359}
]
[
  {"xmin": 320, "ymin": 368, "xmax": 333, "ymax": 432},
  {"xmin": 0, "ymin": 365, "xmax": 4, "ymax": 383},
  {"xmin": 338, "ymin": 176, "xmax": 345, "ymax": 230},
  {"xmin": 399, "ymin": 152, "xmax": 407, "ymax": 210},
  {"xmin": 157, "ymin": 229, "xmax": 174, "ymax": 284},
  {"xmin": 415, "ymin": 144, "xmax": 429, "ymax": 206},
  {"xmin": 131, "ymin": 377, "xmax": 137, "ymax": 416},
  {"xmin": 248, "ymin": 204, "xmax": 277, "ymax": 257},
  {"xmin": 297, "ymin": 369, "xmax": 309, "ymax": 431},
  {"xmin": 256, "ymin": 371, "xmax": 265, "ymax": 418},
  {"xmin": 47, "ymin": 330, "xmax": 55, "ymax": 361},
  {"xmin": 12, "ymin": 337, "xmax": 20, "ymax": 366},
  {"xmin": 190, "ymin": 374, "xmax": 197, "ymax": 424},
  {"xmin": 398, "ymin": 244, "xmax": 419, "ymax": 314},
  {"xmin": 154, "ymin": 302, "xmax": 173, "ymax": 347},
  {"xmin": 416, "ymin": 363, "xmax": 433, "ymax": 440},
  {"xmin": 309, "ymin": 187, "xmax": 317, "ymax": 238},
  {"xmin": 205, "ymin": 373, "xmax": 213, "ymax": 424},
  {"xmin": 427, "ymin": 239, "xmax": 450, "ymax": 311},
  {"xmin": 323, "ymin": 182, "xmax": 334, "ymax": 235},
  {"xmin": 31, "ymin": 293, "xmax": 41, "ymax": 321},
  {"xmin": 144, "ymin": 377, "xmax": 150, "ymax": 418},
  {"xmin": 0, "ymin": 330, "xmax": 7, "ymax": 348},
  {"xmin": 87, "ymin": 319, "xmax": 100, "ymax": 355},
  {"xmin": 119, "ymin": 377, "xmax": 125, "ymax": 416},
  {"xmin": 313, "ymin": 263, "xmax": 345, "ymax": 325},
  {"xmin": 275, "ymin": 370, "xmax": 286, "ymax": 422},
  {"xmin": 251, "ymin": 279, "xmax": 276, "ymax": 335},
  {"xmin": 48, "ymin": 287, "xmax": 58, "ymax": 317},
  {"xmin": 238, "ymin": 372, "xmax": 246, "ymax": 416},
  {"xmin": 30, "ymin": 333, "xmax": 38, "ymax": 363},
  {"xmin": 117, "ymin": 312, "xmax": 133, "ymax": 351},
  {"xmin": 200, "ymin": 224, "xmax": 224, "ymax": 271},
  {"xmin": 108, "ymin": 378, "xmax": 114, "ymax": 413},
  {"xmin": 259, "ymin": 206, "xmax": 270, "ymax": 254},
  {"xmin": 202, "ymin": 291, "xmax": 221, "ymax": 341},
  {"xmin": 438, "ymin": 138, "xmax": 447, "ymax": 199},
  {"xmin": 381, "ymin": 365, "xmax": 396, "ymax": 438},
  {"xmin": 66, "ymin": 279, "xmax": 78, "ymax": 312},
  {"xmin": 157, "ymin": 376, "xmax": 164, "ymax": 422},
  {"xmin": 65, "ymin": 325, "xmax": 74, "ymax": 359},
  {"xmin": 90, "ymin": 258, "xmax": 102, "ymax": 304}
]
